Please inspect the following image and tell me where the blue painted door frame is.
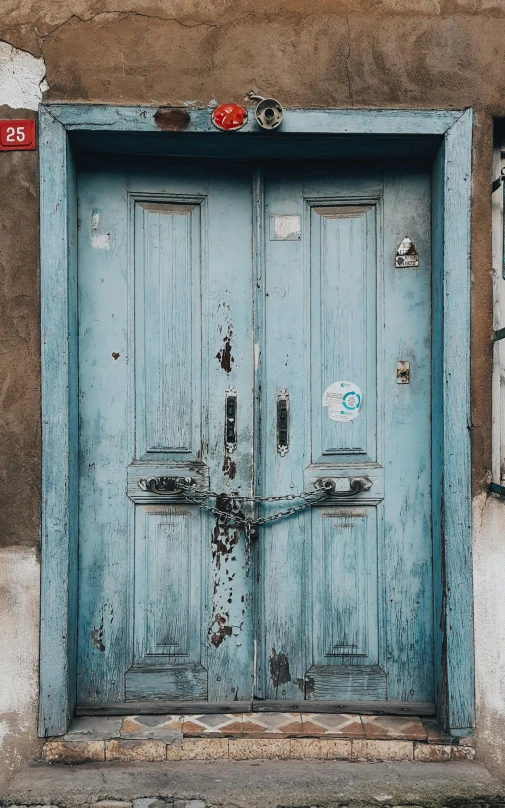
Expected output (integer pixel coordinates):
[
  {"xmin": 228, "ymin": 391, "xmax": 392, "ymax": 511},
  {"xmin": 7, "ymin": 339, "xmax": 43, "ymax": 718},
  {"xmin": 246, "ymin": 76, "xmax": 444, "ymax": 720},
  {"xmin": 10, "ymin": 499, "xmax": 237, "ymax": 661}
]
[{"xmin": 39, "ymin": 104, "xmax": 474, "ymax": 737}]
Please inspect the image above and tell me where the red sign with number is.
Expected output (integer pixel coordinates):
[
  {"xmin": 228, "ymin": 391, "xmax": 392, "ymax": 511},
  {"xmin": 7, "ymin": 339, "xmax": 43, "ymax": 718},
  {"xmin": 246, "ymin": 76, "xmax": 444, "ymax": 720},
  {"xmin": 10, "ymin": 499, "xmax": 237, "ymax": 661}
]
[{"xmin": 0, "ymin": 120, "xmax": 36, "ymax": 151}]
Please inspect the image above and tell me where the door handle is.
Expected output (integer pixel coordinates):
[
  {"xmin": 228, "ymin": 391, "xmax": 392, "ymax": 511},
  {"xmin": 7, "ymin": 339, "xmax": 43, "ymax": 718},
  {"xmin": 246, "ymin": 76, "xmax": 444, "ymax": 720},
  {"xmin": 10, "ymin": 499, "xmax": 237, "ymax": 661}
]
[
  {"xmin": 137, "ymin": 476, "xmax": 196, "ymax": 494},
  {"xmin": 314, "ymin": 476, "xmax": 373, "ymax": 496},
  {"xmin": 225, "ymin": 386, "xmax": 237, "ymax": 450},
  {"xmin": 277, "ymin": 388, "xmax": 289, "ymax": 456}
]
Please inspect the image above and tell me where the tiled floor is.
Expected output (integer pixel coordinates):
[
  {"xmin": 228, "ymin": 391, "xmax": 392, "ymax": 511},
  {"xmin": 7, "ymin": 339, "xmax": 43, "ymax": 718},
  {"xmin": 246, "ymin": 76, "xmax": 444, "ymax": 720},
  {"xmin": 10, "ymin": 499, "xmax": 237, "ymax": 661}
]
[{"xmin": 110, "ymin": 713, "xmax": 443, "ymax": 741}]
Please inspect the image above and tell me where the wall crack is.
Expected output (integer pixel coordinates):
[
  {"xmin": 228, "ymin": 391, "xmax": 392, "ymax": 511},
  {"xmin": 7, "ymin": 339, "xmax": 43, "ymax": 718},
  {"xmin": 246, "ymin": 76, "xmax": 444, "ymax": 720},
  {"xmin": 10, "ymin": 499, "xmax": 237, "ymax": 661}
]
[
  {"xmin": 345, "ymin": 13, "xmax": 354, "ymax": 107},
  {"xmin": 34, "ymin": 9, "xmax": 219, "ymax": 41}
]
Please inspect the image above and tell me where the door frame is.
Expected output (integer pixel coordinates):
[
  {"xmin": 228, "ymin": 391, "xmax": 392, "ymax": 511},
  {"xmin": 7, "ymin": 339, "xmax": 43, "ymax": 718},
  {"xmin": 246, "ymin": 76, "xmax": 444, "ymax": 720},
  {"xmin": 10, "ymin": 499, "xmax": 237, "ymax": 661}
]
[{"xmin": 38, "ymin": 104, "xmax": 474, "ymax": 737}]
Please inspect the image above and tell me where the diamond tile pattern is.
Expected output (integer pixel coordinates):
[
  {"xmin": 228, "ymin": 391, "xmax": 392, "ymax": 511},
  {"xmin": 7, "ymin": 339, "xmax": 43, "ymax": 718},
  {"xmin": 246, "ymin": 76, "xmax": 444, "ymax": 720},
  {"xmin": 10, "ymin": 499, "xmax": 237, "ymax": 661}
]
[
  {"xmin": 120, "ymin": 715, "xmax": 183, "ymax": 741},
  {"xmin": 182, "ymin": 715, "xmax": 245, "ymax": 736},
  {"xmin": 301, "ymin": 714, "xmax": 365, "ymax": 737},
  {"xmin": 361, "ymin": 715, "xmax": 427, "ymax": 741},
  {"xmin": 116, "ymin": 712, "xmax": 429, "ymax": 741},
  {"xmin": 241, "ymin": 713, "xmax": 303, "ymax": 736}
]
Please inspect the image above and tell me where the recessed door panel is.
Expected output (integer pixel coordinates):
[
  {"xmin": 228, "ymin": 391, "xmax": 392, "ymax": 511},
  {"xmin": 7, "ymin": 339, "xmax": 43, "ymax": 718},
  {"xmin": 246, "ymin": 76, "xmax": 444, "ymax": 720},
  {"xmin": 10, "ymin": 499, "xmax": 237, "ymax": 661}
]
[
  {"xmin": 134, "ymin": 200, "xmax": 202, "ymax": 457},
  {"xmin": 314, "ymin": 507, "xmax": 378, "ymax": 662},
  {"xmin": 310, "ymin": 204, "xmax": 376, "ymax": 459}
]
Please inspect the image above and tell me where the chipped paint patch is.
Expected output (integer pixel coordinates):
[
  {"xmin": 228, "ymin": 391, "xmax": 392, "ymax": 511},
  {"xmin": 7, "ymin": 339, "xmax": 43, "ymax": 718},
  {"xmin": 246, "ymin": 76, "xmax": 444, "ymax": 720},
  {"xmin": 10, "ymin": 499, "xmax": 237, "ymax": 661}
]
[
  {"xmin": 209, "ymin": 613, "xmax": 233, "ymax": 647},
  {"xmin": 91, "ymin": 233, "xmax": 111, "ymax": 250},
  {"xmin": 216, "ymin": 325, "xmax": 234, "ymax": 373},
  {"xmin": 0, "ymin": 43, "xmax": 48, "ymax": 110},
  {"xmin": 222, "ymin": 453, "xmax": 236, "ymax": 479},
  {"xmin": 211, "ymin": 495, "xmax": 242, "ymax": 571},
  {"xmin": 209, "ymin": 495, "xmax": 244, "ymax": 650},
  {"xmin": 90, "ymin": 623, "xmax": 105, "ymax": 652},
  {"xmin": 269, "ymin": 648, "xmax": 291, "ymax": 689},
  {"xmin": 254, "ymin": 342, "xmax": 260, "ymax": 370}
]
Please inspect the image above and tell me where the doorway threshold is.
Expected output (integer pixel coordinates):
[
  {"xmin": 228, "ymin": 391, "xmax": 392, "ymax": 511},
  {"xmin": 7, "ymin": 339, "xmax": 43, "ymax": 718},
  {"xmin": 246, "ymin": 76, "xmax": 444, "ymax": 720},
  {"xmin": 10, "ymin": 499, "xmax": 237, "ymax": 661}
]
[
  {"xmin": 77, "ymin": 700, "xmax": 436, "ymax": 716},
  {"xmin": 41, "ymin": 713, "xmax": 475, "ymax": 764}
]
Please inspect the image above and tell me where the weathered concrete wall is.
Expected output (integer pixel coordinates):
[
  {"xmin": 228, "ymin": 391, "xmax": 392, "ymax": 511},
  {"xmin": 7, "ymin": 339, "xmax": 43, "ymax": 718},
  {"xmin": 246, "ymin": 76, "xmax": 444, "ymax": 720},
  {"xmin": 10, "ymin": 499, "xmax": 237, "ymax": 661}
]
[
  {"xmin": 0, "ymin": 548, "xmax": 41, "ymax": 785},
  {"xmin": 0, "ymin": 0, "xmax": 505, "ymax": 785},
  {"xmin": 474, "ymin": 495, "xmax": 505, "ymax": 779}
]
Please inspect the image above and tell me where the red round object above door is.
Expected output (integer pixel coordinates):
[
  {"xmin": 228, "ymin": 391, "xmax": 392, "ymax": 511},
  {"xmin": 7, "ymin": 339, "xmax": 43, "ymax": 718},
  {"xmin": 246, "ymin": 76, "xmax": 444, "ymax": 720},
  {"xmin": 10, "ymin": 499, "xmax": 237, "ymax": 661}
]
[{"xmin": 212, "ymin": 103, "xmax": 248, "ymax": 131}]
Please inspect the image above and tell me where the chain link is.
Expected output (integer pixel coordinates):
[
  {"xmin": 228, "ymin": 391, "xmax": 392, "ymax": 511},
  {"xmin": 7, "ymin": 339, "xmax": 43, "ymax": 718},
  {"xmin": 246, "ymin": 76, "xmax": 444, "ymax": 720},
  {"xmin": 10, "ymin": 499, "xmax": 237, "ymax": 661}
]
[{"xmin": 176, "ymin": 481, "xmax": 331, "ymax": 529}]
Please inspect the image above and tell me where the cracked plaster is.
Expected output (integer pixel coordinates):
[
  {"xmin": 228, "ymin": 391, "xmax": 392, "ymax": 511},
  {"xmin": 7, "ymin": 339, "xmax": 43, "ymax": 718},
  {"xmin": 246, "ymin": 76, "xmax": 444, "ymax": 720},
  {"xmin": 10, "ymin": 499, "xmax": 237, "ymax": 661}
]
[{"xmin": 0, "ymin": 42, "xmax": 47, "ymax": 110}]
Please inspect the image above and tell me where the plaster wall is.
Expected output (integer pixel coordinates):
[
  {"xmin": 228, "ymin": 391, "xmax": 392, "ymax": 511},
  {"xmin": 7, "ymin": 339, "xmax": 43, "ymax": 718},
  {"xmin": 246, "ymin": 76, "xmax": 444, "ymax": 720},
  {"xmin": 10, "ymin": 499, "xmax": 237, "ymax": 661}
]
[
  {"xmin": 473, "ymin": 495, "xmax": 505, "ymax": 778},
  {"xmin": 0, "ymin": 0, "xmax": 504, "ymax": 785},
  {"xmin": 473, "ymin": 494, "xmax": 505, "ymax": 777},
  {"xmin": 0, "ymin": 548, "xmax": 42, "ymax": 787}
]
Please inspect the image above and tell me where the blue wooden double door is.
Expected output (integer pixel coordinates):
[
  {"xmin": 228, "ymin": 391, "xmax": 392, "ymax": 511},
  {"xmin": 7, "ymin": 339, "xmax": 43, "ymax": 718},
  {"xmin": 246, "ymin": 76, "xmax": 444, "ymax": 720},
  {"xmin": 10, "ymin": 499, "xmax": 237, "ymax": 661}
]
[{"xmin": 77, "ymin": 156, "xmax": 433, "ymax": 708}]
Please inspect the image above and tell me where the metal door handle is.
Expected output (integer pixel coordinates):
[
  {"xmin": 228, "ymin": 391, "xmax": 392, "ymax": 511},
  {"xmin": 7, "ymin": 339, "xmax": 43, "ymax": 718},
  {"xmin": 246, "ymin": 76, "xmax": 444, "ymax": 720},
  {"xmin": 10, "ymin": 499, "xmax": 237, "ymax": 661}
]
[
  {"xmin": 314, "ymin": 476, "xmax": 373, "ymax": 496},
  {"xmin": 137, "ymin": 476, "xmax": 196, "ymax": 494},
  {"xmin": 225, "ymin": 386, "xmax": 237, "ymax": 450},
  {"xmin": 277, "ymin": 388, "xmax": 289, "ymax": 456}
]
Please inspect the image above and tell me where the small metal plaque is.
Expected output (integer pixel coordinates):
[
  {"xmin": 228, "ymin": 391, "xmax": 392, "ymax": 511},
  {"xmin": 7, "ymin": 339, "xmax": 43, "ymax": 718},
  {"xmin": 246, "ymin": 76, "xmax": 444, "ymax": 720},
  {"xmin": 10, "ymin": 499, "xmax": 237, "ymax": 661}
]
[
  {"xmin": 395, "ymin": 236, "xmax": 419, "ymax": 268},
  {"xmin": 270, "ymin": 214, "xmax": 301, "ymax": 241}
]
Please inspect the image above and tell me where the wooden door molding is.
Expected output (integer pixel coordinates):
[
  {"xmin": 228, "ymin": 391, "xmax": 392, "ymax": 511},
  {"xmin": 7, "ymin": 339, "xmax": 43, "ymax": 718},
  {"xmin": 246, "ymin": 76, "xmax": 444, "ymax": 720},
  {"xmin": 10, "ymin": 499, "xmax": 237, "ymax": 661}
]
[{"xmin": 39, "ymin": 104, "xmax": 473, "ymax": 737}]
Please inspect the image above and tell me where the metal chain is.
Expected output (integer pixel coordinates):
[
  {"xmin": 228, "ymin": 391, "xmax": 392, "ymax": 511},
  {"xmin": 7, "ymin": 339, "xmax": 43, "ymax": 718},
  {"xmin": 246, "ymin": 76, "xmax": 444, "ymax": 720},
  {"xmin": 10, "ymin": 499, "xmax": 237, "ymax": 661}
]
[
  {"xmin": 177, "ymin": 480, "xmax": 329, "ymax": 504},
  {"xmin": 137, "ymin": 476, "xmax": 363, "ymax": 536},
  {"xmin": 176, "ymin": 482, "xmax": 331, "ymax": 528},
  {"xmin": 187, "ymin": 490, "xmax": 325, "ymax": 504}
]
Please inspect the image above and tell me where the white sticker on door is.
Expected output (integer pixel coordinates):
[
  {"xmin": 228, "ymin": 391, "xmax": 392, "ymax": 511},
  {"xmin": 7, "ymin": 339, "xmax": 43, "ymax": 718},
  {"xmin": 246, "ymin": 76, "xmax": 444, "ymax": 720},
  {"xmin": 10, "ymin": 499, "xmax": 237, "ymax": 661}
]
[
  {"xmin": 322, "ymin": 381, "xmax": 362, "ymax": 422},
  {"xmin": 270, "ymin": 214, "xmax": 301, "ymax": 240}
]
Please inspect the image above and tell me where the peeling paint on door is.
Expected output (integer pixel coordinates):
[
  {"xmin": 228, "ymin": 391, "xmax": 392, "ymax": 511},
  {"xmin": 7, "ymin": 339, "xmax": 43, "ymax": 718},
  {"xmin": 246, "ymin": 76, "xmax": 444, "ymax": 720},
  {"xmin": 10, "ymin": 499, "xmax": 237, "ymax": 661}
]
[{"xmin": 216, "ymin": 325, "xmax": 234, "ymax": 373}]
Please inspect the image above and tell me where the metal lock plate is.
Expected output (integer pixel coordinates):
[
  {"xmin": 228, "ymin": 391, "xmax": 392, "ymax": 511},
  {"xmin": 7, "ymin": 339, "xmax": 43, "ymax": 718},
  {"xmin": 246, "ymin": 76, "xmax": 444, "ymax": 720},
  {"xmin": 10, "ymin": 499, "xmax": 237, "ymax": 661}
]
[
  {"xmin": 225, "ymin": 386, "xmax": 237, "ymax": 450},
  {"xmin": 314, "ymin": 476, "xmax": 373, "ymax": 496},
  {"xmin": 137, "ymin": 476, "xmax": 196, "ymax": 495}
]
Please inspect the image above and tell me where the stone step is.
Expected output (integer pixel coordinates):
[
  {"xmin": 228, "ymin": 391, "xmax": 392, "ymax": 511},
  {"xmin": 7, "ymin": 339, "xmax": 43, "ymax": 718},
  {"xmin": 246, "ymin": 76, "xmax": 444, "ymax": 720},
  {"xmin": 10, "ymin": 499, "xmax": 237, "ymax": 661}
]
[
  {"xmin": 40, "ymin": 714, "xmax": 476, "ymax": 763},
  {"xmin": 3, "ymin": 759, "xmax": 504, "ymax": 808},
  {"xmin": 41, "ymin": 736, "xmax": 475, "ymax": 763}
]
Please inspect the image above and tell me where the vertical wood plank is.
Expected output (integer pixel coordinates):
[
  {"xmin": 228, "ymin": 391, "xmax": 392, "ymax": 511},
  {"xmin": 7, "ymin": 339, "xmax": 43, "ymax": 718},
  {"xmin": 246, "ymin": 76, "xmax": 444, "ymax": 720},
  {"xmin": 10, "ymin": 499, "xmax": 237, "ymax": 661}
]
[
  {"xmin": 431, "ymin": 141, "xmax": 445, "ymax": 725},
  {"xmin": 382, "ymin": 164, "xmax": 433, "ymax": 702},
  {"xmin": 442, "ymin": 110, "xmax": 475, "ymax": 732},
  {"xmin": 203, "ymin": 164, "xmax": 255, "ymax": 702},
  {"xmin": 260, "ymin": 168, "xmax": 309, "ymax": 699},
  {"xmin": 77, "ymin": 159, "xmax": 132, "ymax": 705},
  {"xmin": 39, "ymin": 107, "xmax": 77, "ymax": 736}
]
